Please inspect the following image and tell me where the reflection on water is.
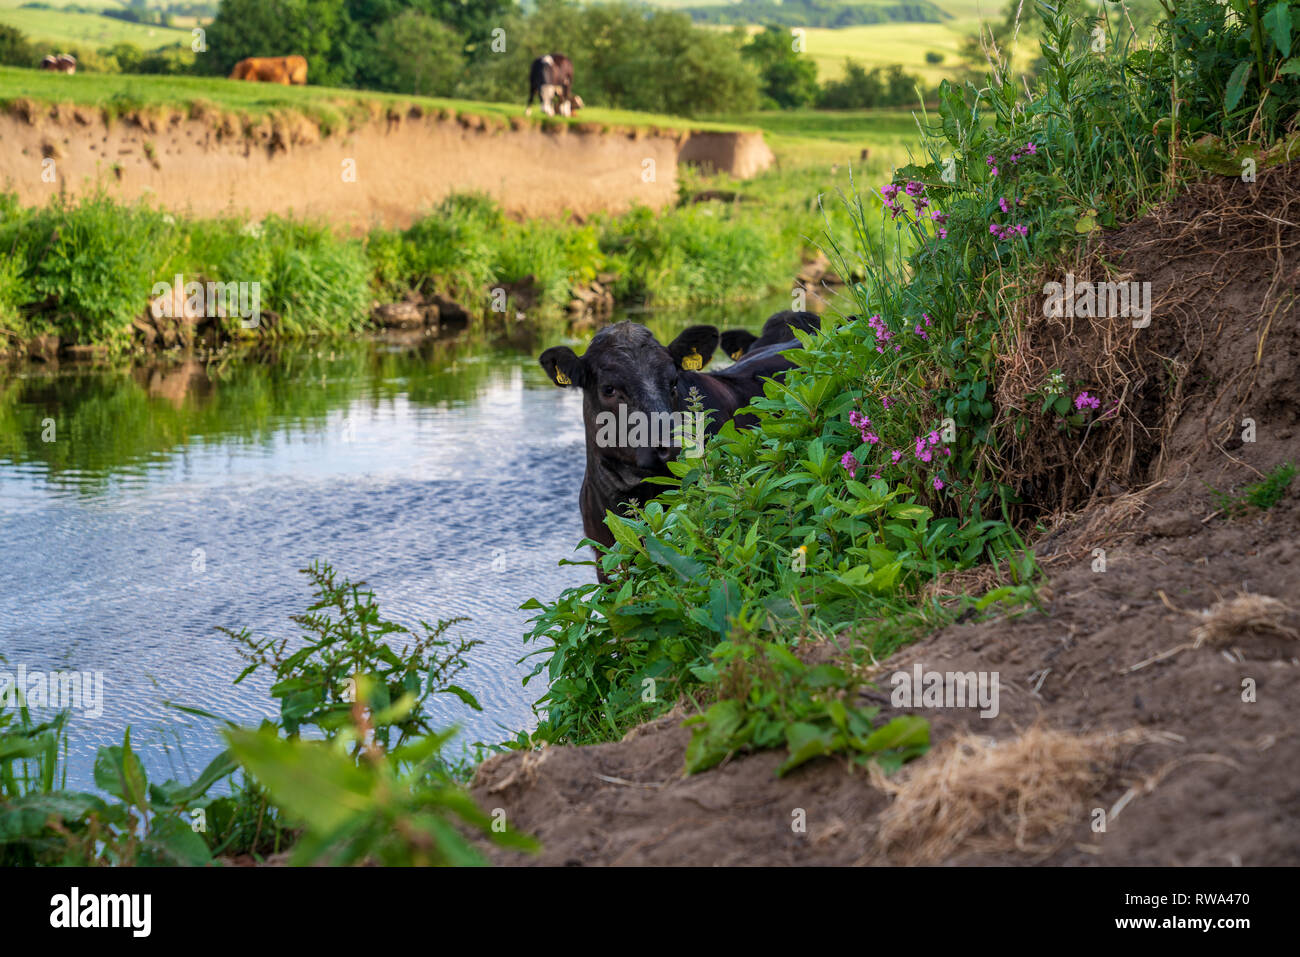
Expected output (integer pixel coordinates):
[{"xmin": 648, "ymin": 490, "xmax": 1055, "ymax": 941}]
[{"xmin": 0, "ymin": 301, "xmax": 790, "ymax": 789}]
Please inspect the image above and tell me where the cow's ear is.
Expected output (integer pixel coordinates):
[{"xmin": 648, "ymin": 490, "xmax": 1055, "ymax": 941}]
[
  {"xmin": 539, "ymin": 346, "xmax": 586, "ymax": 388},
  {"xmin": 719, "ymin": 330, "xmax": 757, "ymax": 361},
  {"xmin": 667, "ymin": 324, "xmax": 719, "ymax": 371}
]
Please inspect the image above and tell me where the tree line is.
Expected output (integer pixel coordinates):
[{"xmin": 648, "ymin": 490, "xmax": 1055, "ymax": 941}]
[{"xmin": 0, "ymin": 0, "xmax": 936, "ymax": 115}]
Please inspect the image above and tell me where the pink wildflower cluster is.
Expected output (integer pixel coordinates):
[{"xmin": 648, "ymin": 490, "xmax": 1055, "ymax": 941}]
[
  {"xmin": 989, "ymin": 222, "xmax": 1030, "ymax": 241},
  {"xmin": 1009, "ymin": 140, "xmax": 1038, "ymax": 165},
  {"xmin": 840, "ymin": 408, "xmax": 953, "ymax": 494},
  {"xmin": 1074, "ymin": 391, "xmax": 1101, "ymax": 411},
  {"xmin": 913, "ymin": 312, "xmax": 933, "ymax": 340},
  {"xmin": 849, "ymin": 410, "xmax": 880, "ymax": 445},
  {"xmin": 867, "ymin": 314, "xmax": 900, "ymax": 354}
]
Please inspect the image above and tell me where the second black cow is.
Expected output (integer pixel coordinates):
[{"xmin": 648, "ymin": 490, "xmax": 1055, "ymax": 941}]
[{"xmin": 539, "ymin": 314, "xmax": 813, "ymax": 578}]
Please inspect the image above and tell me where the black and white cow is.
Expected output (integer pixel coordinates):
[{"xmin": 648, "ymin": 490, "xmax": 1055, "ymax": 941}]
[
  {"xmin": 526, "ymin": 53, "xmax": 583, "ymax": 117},
  {"xmin": 539, "ymin": 320, "xmax": 809, "ymax": 578}
]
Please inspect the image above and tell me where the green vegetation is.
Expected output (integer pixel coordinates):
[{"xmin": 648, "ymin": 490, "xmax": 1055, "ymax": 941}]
[
  {"xmin": 4, "ymin": 0, "xmax": 1299, "ymax": 864},
  {"xmin": 517, "ymin": 0, "xmax": 1297, "ymax": 777},
  {"xmin": 1208, "ymin": 462, "xmax": 1296, "ymax": 518},
  {"xmin": 1, "ymin": 134, "xmax": 892, "ymax": 352},
  {"xmin": 1, "ymin": 565, "xmax": 534, "ymax": 866}
]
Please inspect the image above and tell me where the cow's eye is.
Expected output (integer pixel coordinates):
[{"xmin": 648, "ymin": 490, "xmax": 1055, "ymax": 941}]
[{"xmin": 601, "ymin": 384, "xmax": 617, "ymax": 398}]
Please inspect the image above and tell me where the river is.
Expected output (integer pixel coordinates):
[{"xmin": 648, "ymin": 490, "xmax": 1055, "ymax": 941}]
[{"xmin": 0, "ymin": 302, "xmax": 788, "ymax": 790}]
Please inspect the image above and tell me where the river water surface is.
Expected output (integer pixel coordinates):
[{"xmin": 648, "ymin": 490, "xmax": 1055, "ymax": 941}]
[{"xmin": 0, "ymin": 304, "xmax": 783, "ymax": 790}]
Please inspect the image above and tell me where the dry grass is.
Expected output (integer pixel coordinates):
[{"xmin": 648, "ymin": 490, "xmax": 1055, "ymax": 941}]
[
  {"xmin": 1190, "ymin": 592, "xmax": 1298, "ymax": 647},
  {"xmin": 871, "ymin": 724, "xmax": 1149, "ymax": 863},
  {"xmin": 993, "ymin": 163, "xmax": 1300, "ymax": 522}
]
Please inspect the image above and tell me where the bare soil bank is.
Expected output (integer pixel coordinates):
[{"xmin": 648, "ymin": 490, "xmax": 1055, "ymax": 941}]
[
  {"xmin": 1, "ymin": 102, "xmax": 772, "ymax": 228},
  {"xmin": 471, "ymin": 164, "xmax": 1300, "ymax": 866}
]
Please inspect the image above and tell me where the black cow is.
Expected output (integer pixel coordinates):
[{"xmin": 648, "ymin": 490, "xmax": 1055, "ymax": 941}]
[
  {"xmin": 720, "ymin": 310, "xmax": 820, "ymax": 360},
  {"xmin": 526, "ymin": 53, "xmax": 583, "ymax": 117},
  {"xmin": 540, "ymin": 320, "xmax": 807, "ymax": 578}
]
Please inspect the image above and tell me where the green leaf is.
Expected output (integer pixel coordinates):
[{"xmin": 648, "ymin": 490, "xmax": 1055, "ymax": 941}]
[
  {"xmin": 1225, "ymin": 59, "xmax": 1252, "ymax": 112},
  {"xmin": 93, "ymin": 733, "xmax": 149, "ymax": 807},
  {"xmin": 858, "ymin": 715, "xmax": 930, "ymax": 754},
  {"xmin": 1264, "ymin": 2, "xmax": 1291, "ymax": 57},
  {"xmin": 684, "ymin": 699, "xmax": 745, "ymax": 774},
  {"xmin": 644, "ymin": 535, "xmax": 706, "ymax": 581},
  {"xmin": 225, "ymin": 727, "xmax": 374, "ymax": 834},
  {"xmin": 439, "ymin": 684, "xmax": 483, "ymax": 711},
  {"xmin": 604, "ymin": 512, "xmax": 645, "ymax": 555},
  {"xmin": 777, "ymin": 722, "xmax": 842, "ymax": 776},
  {"xmin": 143, "ymin": 814, "xmax": 213, "ymax": 866}
]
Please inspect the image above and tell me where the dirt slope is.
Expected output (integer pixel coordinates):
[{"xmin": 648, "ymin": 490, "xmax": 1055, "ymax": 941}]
[
  {"xmin": 1, "ymin": 102, "xmax": 772, "ymax": 228},
  {"xmin": 470, "ymin": 163, "xmax": 1300, "ymax": 866}
]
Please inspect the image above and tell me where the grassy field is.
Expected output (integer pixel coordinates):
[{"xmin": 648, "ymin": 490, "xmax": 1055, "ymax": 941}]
[
  {"xmin": 705, "ymin": 107, "xmax": 927, "ymax": 167},
  {"xmin": 0, "ymin": 65, "xmax": 753, "ymax": 132},
  {"xmin": 0, "ymin": 0, "xmax": 191, "ymax": 51}
]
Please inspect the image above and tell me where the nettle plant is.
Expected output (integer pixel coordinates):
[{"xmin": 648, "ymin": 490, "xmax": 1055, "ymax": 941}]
[{"xmin": 523, "ymin": 320, "xmax": 1020, "ymax": 747}]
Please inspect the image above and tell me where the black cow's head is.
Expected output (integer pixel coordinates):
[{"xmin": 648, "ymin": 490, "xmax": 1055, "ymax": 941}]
[
  {"xmin": 719, "ymin": 329, "xmax": 758, "ymax": 360},
  {"xmin": 540, "ymin": 322, "xmax": 718, "ymax": 472}
]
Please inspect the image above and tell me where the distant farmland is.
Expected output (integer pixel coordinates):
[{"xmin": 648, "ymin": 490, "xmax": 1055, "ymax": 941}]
[{"xmin": 0, "ymin": 0, "xmax": 191, "ymax": 50}]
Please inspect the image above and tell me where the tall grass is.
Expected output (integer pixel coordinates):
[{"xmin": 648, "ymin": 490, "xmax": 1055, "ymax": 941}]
[{"xmin": 0, "ymin": 146, "xmax": 893, "ymax": 352}]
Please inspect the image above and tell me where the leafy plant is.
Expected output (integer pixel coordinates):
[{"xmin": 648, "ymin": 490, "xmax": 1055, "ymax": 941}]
[
  {"xmin": 222, "ymin": 561, "xmax": 481, "ymax": 753},
  {"xmin": 226, "ymin": 678, "xmax": 537, "ymax": 866},
  {"xmin": 1208, "ymin": 461, "xmax": 1296, "ymax": 518},
  {"xmin": 684, "ymin": 636, "xmax": 930, "ymax": 777}
]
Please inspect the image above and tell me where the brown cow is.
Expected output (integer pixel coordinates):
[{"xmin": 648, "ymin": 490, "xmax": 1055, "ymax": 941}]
[
  {"xmin": 229, "ymin": 56, "xmax": 308, "ymax": 85},
  {"xmin": 41, "ymin": 54, "xmax": 76, "ymax": 74}
]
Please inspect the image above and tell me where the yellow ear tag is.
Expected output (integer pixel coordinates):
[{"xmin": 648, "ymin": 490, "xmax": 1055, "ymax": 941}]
[
  {"xmin": 555, "ymin": 370, "xmax": 571, "ymax": 386},
  {"xmin": 730, "ymin": 349, "xmax": 744, "ymax": 360},
  {"xmin": 681, "ymin": 350, "xmax": 703, "ymax": 371}
]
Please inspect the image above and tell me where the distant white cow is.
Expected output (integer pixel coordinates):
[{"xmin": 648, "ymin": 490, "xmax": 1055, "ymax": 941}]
[{"xmin": 526, "ymin": 53, "xmax": 583, "ymax": 117}]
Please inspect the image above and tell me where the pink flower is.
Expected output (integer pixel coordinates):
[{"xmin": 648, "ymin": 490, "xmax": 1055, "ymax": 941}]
[
  {"xmin": 986, "ymin": 154, "xmax": 999, "ymax": 177},
  {"xmin": 1025, "ymin": 141, "xmax": 1037, "ymax": 155},
  {"xmin": 881, "ymin": 395, "xmax": 893, "ymax": 411},
  {"xmin": 891, "ymin": 449, "xmax": 903, "ymax": 464},
  {"xmin": 998, "ymin": 197, "xmax": 1010, "ymax": 214},
  {"xmin": 1074, "ymin": 391, "xmax": 1101, "ymax": 411},
  {"xmin": 864, "ymin": 432, "xmax": 880, "ymax": 445},
  {"xmin": 933, "ymin": 477, "xmax": 944, "ymax": 491},
  {"xmin": 849, "ymin": 410, "xmax": 870, "ymax": 429},
  {"xmin": 841, "ymin": 452, "xmax": 860, "ymax": 478}
]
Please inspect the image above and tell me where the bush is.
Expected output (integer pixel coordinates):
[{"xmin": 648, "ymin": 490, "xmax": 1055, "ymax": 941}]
[
  {"xmin": 368, "ymin": 11, "xmax": 464, "ymax": 96},
  {"xmin": 0, "ymin": 24, "xmax": 35, "ymax": 68}
]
